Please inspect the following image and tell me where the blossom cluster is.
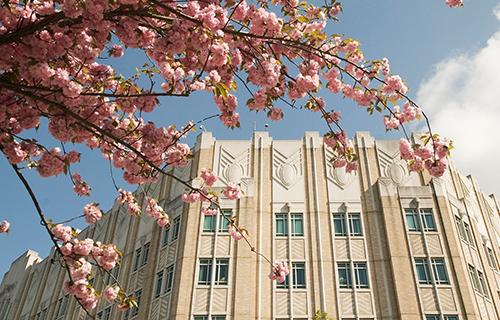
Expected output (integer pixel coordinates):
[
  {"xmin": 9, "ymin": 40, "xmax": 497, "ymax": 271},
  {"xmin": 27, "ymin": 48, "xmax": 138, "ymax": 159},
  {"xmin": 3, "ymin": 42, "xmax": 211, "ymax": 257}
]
[
  {"xmin": 0, "ymin": 220, "xmax": 10, "ymax": 234},
  {"xmin": 52, "ymin": 224, "xmax": 122, "ymax": 310},
  {"xmin": 72, "ymin": 172, "xmax": 91, "ymax": 196},
  {"xmin": 268, "ymin": 261, "xmax": 290, "ymax": 283},
  {"xmin": 117, "ymin": 189, "xmax": 141, "ymax": 216},
  {"xmin": 399, "ymin": 135, "xmax": 453, "ymax": 177}
]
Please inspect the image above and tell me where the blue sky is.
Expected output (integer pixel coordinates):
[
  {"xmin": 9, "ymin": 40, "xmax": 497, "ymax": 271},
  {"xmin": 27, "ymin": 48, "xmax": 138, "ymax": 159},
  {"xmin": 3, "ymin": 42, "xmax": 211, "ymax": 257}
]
[{"xmin": 1, "ymin": 1, "xmax": 499, "ymax": 279}]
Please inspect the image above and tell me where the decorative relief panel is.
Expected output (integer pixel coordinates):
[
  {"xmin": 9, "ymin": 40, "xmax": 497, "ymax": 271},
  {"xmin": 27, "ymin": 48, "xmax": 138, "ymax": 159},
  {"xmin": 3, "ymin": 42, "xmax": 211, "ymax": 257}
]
[
  {"xmin": 216, "ymin": 236, "xmax": 230, "ymax": 256},
  {"xmin": 275, "ymin": 239, "xmax": 288, "ymax": 260},
  {"xmin": 200, "ymin": 236, "xmax": 214, "ymax": 256},
  {"xmin": 377, "ymin": 144, "xmax": 410, "ymax": 187},
  {"xmin": 167, "ymin": 246, "xmax": 176, "ymax": 264},
  {"xmin": 357, "ymin": 292, "xmax": 373, "ymax": 315},
  {"xmin": 290, "ymin": 239, "xmax": 305, "ymax": 260},
  {"xmin": 420, "ymin": 288, "xmax": 437, "ymax": 311},
  {"xmin": 292, "ymin": 292, "xmax": 307, "ymax": 315},
  {"xmin": 350, "ymin": 239, "xmax": 365, "ymax": 260},
  {"xmin": 218, "ymin": 147, "xmax": 250, "ymax": 184},
  {"xmin": 409, "ymin": 234, "xmax": 424, "ymax": 255},
  {"xmin": 158, "ymin": 248, "xmax": 167, "ymax": 270},
  {"xmin": 325, "ymin": 147, "xmax": 356, "ymax": 189},
  {"xmin": 276, "ymin": 292, "xmax": 290, "ymax": 316},
  {"xmin": 160, "ymin": 295, "xmax": 170, "ymax": 319},
  {"xmin": 437, "ymin": 288, "xmax": 456, "ymax": 312},
  {"xmin": 212, "ymin": 288, "xmax": 228, "ymax": 312},
  {"xmin": 426, "ymin": 234, "xmax": 443, "ymax": 255},
  {"xmin": 194, "ymin": 288, "xmax": 210, "ymax": 312},
  {"xmin": 273, "ymin": 147, "xmax": 302, "ymax": 190},
  {"xmin": 150, "ymin": 299, "xmax": 160, "ymax": 320},
  {"xmin": 335, "ymin": 239, "xmax": 348, "ymax": 260},
  {"xmin": 339, "ymin": 292, "xmax": 355, "ymax": 315}
]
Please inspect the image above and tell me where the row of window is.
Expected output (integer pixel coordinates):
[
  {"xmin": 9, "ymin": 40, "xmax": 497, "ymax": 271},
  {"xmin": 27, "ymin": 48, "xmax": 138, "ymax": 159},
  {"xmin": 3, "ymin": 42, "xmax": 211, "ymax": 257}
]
[
  {"xmin": 405, "ymin": 209, "xmax": 436, "ymax": 232},
  {"xmin": 203, "ymin": 210, "xmax": 231, "ymax": 233},
  {"xmin": 455, "ymin": 215, "xmax": 474, "ymax": 246},
  {"xmin": 54, "ymin": 296, "xmax": 69, "ymax": 319},
  {"xmin": 415, "ymin": 258, "xmax": 449, "ymax": 285},
  {"xmin": 155, "ymin": 265, "xmax": 175, "ymax": 298},
  {"xmin": 338, "ymin": 262, "xmax": 369, "ymax": 289},
  {"xmin": 469, "ymin": 265, "xmax": 489, "ymax": 297},
  {"xmin": 122, "ymin": 290, "xmax": 141, "ymax": 319},
  {"xmin": 163, "ymin": 216, "xmax": 181, "ymax": 246},
  {"xmin": 426, "ymin": 317, "xmax": 458, "ymax": 320},
  {"xmin": 97, "ymin": 307, "xmax": 111, "ymax": 320},
  {"xmin": 198, "ymin": 259, "xmax": 229, "ymax": 286}
]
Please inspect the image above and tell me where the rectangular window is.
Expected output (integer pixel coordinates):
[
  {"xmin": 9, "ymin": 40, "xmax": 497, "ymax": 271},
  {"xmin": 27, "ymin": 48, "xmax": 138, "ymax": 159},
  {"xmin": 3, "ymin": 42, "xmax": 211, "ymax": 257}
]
[
  {"xmin": 276, "ymin": 214, "xmax": 288, "ymax": 236},
  {"xmin": 421, "ymin": 209, "xmax": 437, "ymax": 231},
  {"xmin": 133, "ymin": 248, "xmax": 142, "ymax": 271},
  {"xmin": 203, "ymin": 215, "xmax": 216, "ymax": 232},
  {"xmin": 463, "ymin": 222, "xmax": 475, "ymax": 247},
  {"xmin": 60, "ymin": 296, "xmax": 68, "ymax": 317},
  {"xmin": 194, "ymin": 317, "xmax": 208, "ymax": 320},
  {"xmin": 172, "ymin": 217, "xmax": 180, "ymax": 241},
  {"xmin": 354, "ymin": 263, "xmax": 369, "ymax": 288},
  {"xmin": 415, "ymin": 259, "xmax": 431, "ymax": 284},
  {"xmin": 487, "ymin": 247, "xmax": 498, "ymax": 271},
  {"xmin": 405, "ymin": 209, "xmax": 420, "ymax": 231},
  {"xmin": 291, "ymin": 214, "xmax": 304, "ymax": 236},
  {"xmin": 219, "ymin": 210, "xmax": 231, "ymax": 232},
  {"xmin": 333, "ymin": 214, "xmax": 346, "ymax": 236},
  {"xmin": 141, "ymin": 243, "xmax": 150, "ymax": 267},
  {"xmin": 445, "ymin": 317, "xmax": 458, "ymax": 320},
  {"xmin": 155, "ymin": 271, "xmax": 163, "ymax": 299},
  {"xmin": 131, "ymin": 290, "xmax": 141, "ymax": 318},
  {"xmin": 431, "ymin": 258, "xmax": 449, "ymax": 285},
  {"xmin": 455, "ymin": 216, "xmax": 467, "ymax": 240},
  {"xmin": 276, "ymin": 273, "xmax": 289, "ymax": 289},
  {"xmin": 469, "ymin": 265, "xmax": 481, "ymax": 292},
  {"xmin": 165, "ymin": 265, "xmax": 174, "ymax": 293},
  {"xmin": 198, "ymin": 260, "xmax": 212, "ymax": 285},
  {"xmin": 105, "ymin": 264, "xmax": 120, "ymax": 285},
  {"xmin": 292, "ymin": 263, "xmax": 306, "ymax": 289},
  {"xmin": 349, "ymin": 214, "xmax": 362, "ymax": 236},
  {"xmin": 103, "ymin": 307, "xmax": 111, "ymax": 320},
  {"xmin": 215, "ymin": 259, "xmax": 229, "ymax": 285},
  {"xmin": 478, "ymin": 270, "xmax": 489, "ymax": 297},
  {"xmin": 426, "ymin": 317, "xmax": 439, "ymax": 320},
  {"xmin": 212, "ymin": 317, "xmax": 226, "ymax": 320},
  {"xmin": 163, "ymin": 225, "xmax": 170, "ymax": 246},
  {"xmin": 338, "ymin": 263, "xmax": 352, "ymax": 289}
]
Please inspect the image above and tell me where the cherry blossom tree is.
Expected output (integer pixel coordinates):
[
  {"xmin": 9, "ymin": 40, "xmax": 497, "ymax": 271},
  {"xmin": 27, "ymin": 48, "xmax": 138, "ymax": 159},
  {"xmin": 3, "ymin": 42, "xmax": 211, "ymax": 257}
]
[{"xmin": 0, "ymin": 0, "xmax": 463, "ymax": 313}]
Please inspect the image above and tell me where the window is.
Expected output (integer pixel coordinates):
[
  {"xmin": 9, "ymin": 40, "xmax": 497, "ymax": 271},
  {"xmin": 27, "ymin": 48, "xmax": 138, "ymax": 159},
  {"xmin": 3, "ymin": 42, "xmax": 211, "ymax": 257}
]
[
  {"xmin": 203, "ymin": 214, "xmax": 216, "ymax": 232},
  {"xmin": 276, "ymin": 214, "xmax": 303, "ymax": 237},
  {"xmin": 215, "ymin": 259, "xmax": 229, "ymax": 285},
  {"xmin": 405, "ymin": 209, "xmax": 436, "ymax": 232},
  {"xmin": 348, "ymin": 214, "xmax": 362, "ymax": 236},
  {"xmin": 165, "ymin": 265, "xmax": 174, "ymax": 293},
  {"xmin": 486, "ymin": 247, "xmax": 498, "ymax": 271},
  {"xmin": 212, "ymin": 317, "xmax": 226, "ymax": 320},
  {"xmin": 133, "ymin": 248, "xmax": 142, "ymax": 271},
  {"xmin": 463, "ymin": 222, "xmax": 475, "ymax": 246},
  {"xmin": 163, "ymin": 225, "xmax": 170, "ymax": 246},
  {"xmin": 477, "ymin": 270, "xmax": 489, "ymax": 297},
  {"xmin": 276, "ymin": 263, "xmax": 306, "ymax": 289},
  {"xmin": 338, "ymin": 263, "xmax": 352, "ymax": 288},
  {"xmin": 431, "ymin": 258, "xmax": 449, "ymax": 285},
  {"xmin": 131, "ymin": 290, "xmax": 141, "ymax": 318},
  {"xmin": 291, "ymin": 214, "xmax": 304, "ymax": 236},
  {"xmin": 54, "ymin": 295, "xmax": 69, "ymax": 319},
  {"xmin": 405, "ymin": 209, "xmax": 420, "ymax": 231},
  {"xmin": 469, "ymin": 264, "xmax": 481, "ymax": 292},
  {"xmin": 427, "ymin": 317, "xmax": 458, "ymax": 320},
  {"xmin": 292, "ymin": 263, "xmax": 306, "ymax": 289},
  {"xmin": 421, "ymin": 209, "xmax": 436, "ymax": 231},
  {"xmin": 219, "ymin": 210, "xmax": 231, "ymax": 232},
  {"xmin": 194, "ymin": 317, "xmax": 208, "ymax": 320},
  {"xmin": 415, "ymin": 259, "xmax": 431, "ymax": 284},
  {"xmin": 354, "ymin": 263, "xmax": 368, "ymax": 288},
  {"xmin": 334, "ymin": 213, "xmax": 363, "ymax": 237},
  {"xmin": 456, "ymin": 215, "xmax": 475, "ymax": 246},
  {"xmin": 198, "ymin": 259, "xmax": 212, "ymax": 285},
  {"xmin": 133, "ymin": 243, "xmax": 150, "ymax": 271},
  {"xmin": 155, "ymin": 271, "xmax": 163, "ymax": 299},
  {"xmin": 103, "ymin": 308, "xmax": 111, "ymax": 320},
  {"xmin": 194, "ymin": 317, "xmax": 226, "ymax": 320},
  {"xmin": 105, "ymin": 264, "xmax": 120, "ymax": 285},
  {"xmin": 172, "ymin": 217, "xmax": 180, "ymax": 241},
  {"xmin": 276, "ymin": 214, "xmax": 288, "ymax": 236},
  {"xmin": 333, "ymin": 214, "xmax": 346, "ymax": 236}
]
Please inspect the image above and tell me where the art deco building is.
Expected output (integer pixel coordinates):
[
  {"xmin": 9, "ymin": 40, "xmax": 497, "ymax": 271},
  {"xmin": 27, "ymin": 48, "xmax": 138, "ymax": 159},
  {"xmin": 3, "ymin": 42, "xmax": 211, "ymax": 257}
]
[{"xmin": 1, "ymin": 131, "xmax": 500, "ymax": 320}]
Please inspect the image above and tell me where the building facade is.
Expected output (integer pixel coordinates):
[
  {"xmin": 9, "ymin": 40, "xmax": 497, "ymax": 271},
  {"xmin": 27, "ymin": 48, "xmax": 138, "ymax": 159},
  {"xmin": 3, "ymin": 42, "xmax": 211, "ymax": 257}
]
[{"xmin": 1, "ymin": 131, "xmax": 500, "ymax": 320}]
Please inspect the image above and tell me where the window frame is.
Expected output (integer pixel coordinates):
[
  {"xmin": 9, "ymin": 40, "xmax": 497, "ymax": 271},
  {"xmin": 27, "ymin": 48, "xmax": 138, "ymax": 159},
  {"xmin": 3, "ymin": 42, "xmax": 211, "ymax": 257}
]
[
  {"xmin": 165, "ymin": 265, "xmax": 174, "ymax": 293},
  {"xmin": 431, "ymin": 258, "xmax": 449, "ymax": 285},
  {"xmin": 198, "ymin": 259, "xmax": 213, "ymax": 285},
  {"xmin": 172, "ymin": 216, "xmax": 181, "ymax": 241},
  {"xmin": 215, "ymin": 259, "xmax": 229, "ymax": 285},
  {"xmin": 163, "ymin": 224, "xmax": 170, "ymax": 246},
  {"xmin": 415, "ymin": 258, "xmax": 431, "ymax": 285},
  {"xmin": 333, "ymin": 214, "xmax": 346, "ymax": 236},
  {"xmin": 486, "ymin": 247, "xmax": 498, "ymax": 271},
  {"xmin": 338, "ymin": 263, "xmax": 352, "ymax": 289},
  {"xmin": 348, "ymin": 214, "xmax": 363, "ymax": 236},
  {"xmin": 353, "ymin": 263, "xmax": 369, "ymax": 289}
]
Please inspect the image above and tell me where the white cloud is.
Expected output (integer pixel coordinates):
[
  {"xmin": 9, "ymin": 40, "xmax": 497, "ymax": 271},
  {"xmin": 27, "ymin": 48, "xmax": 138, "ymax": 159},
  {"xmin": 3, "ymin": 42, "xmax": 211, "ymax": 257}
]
[{"xmin": 417, "ymin": 4, "xmax": 500, "ymax": 196}]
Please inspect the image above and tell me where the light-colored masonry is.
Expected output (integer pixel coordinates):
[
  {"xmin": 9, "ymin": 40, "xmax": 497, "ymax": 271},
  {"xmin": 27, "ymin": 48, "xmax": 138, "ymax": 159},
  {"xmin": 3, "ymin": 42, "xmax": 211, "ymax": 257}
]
[{"xmin": 2, "ymin": 132, "xmax": 500, "ymax": 320}]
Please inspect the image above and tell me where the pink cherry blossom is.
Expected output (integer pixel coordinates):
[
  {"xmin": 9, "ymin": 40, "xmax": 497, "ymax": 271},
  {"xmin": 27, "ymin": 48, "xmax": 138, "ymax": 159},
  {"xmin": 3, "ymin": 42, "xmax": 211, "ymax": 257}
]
[
  {"xmin": 83, "ymin": 203, "xmax": 103, "ymax": 224},
  {"xmin": 223, "ymin": 182, "xmax": 242, "ymax": 200},
  {"xmin": 268, "ymin": 261, "xmax": 289, "ymax": 283},
  {"xmin": 103, "ymin": 286, "xmax": 120, "ymax": 300},
  {"xmin": 228, "ymin": 226, "xmax": 244, "ymax": 241},
  {"xmin": 0, "ymin": 220, "xmax": 10, "ymax": 234}
]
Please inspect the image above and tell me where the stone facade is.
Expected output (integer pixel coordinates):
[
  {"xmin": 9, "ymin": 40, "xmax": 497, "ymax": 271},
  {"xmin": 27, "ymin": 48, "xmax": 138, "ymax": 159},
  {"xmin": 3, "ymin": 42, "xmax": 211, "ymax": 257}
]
[{"xmin": 1, "ymin": 131, "xmax": 500, "ymax": 320}]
